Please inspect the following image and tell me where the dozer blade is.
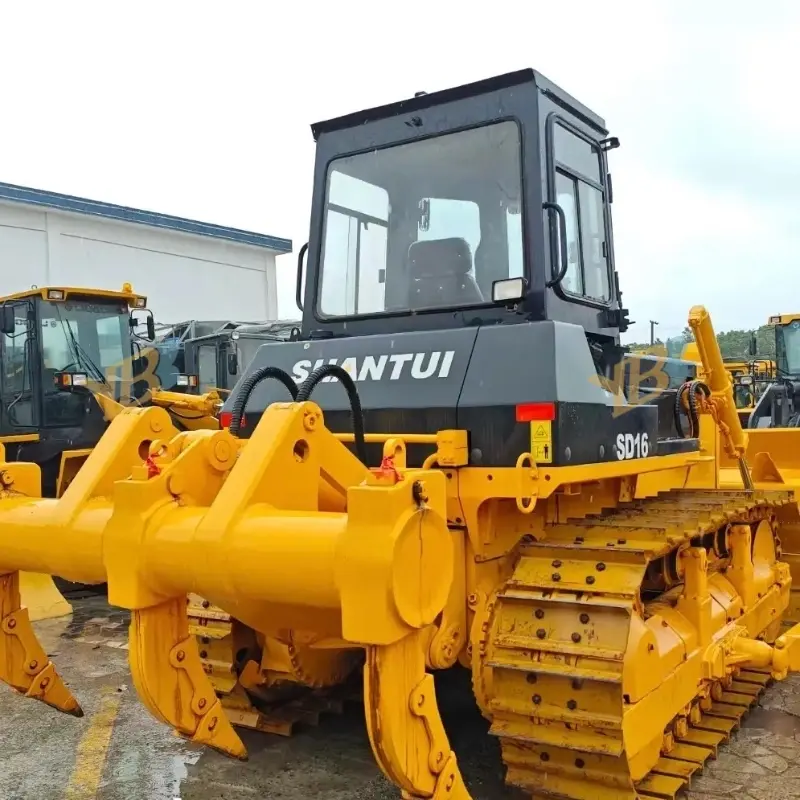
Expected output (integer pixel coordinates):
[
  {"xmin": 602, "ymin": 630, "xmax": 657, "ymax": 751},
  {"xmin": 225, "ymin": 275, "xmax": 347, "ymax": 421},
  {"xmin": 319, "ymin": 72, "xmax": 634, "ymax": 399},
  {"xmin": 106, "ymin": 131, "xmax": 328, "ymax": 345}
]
[
  {"xmin": 128, "ymin": 596, "xmax": 247, "ymax": 760},
  {"xmin": 0, "ymin": 572, "xmax": 82, "ymax": 716},
  {"xmin": 19, "ymin": 572, "xmax": 73, "ymax": 622}
]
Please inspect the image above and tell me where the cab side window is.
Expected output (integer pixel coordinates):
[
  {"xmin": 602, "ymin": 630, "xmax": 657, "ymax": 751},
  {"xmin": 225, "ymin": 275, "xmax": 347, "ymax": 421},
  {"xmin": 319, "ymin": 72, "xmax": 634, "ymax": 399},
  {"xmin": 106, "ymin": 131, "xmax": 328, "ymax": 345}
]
[
  {"xmin": 1, "ymin": 303, "xmax": 35, "ymax": 428},
  {"xmin": 552, "ymin": 122, "xmax": 611, "ymax": 303}
]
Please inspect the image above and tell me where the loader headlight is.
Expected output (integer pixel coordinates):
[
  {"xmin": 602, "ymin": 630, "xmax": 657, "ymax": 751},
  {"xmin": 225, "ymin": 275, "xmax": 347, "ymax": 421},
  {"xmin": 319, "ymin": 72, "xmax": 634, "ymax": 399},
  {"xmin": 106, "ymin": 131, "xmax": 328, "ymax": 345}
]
[
  {"xmin": 739, "ymin": 376, "xmax": 753, "ymax": 385},
  {"xmin": 46, "ymin": 289, "xmax": 65, "ymax": 301},
  {"xmin": 492, "ymin": 277, "xmax": 527, "ymax": 304},
  {"xmin": 769, "ymin": 316, "xmax": 782, "ymax": 324},
  {"xmin": 176, "ymin": 375, "xmax": 189, "ymax": 386}
]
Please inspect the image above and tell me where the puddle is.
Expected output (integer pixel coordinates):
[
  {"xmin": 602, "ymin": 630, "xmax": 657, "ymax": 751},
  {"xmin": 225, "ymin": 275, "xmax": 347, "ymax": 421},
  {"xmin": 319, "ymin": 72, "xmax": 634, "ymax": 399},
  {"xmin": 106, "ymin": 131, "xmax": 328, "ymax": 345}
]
[
  {"xmin": 153, "ymin": 752, "xmax": 202, "ymax": 799},
  {"xmin": 59, "ymin": 595, "xmax": 130, "ymax": 644},
  {"xmin": 741, "ymin": 705, "xmax": 800, "ymax": 736}
]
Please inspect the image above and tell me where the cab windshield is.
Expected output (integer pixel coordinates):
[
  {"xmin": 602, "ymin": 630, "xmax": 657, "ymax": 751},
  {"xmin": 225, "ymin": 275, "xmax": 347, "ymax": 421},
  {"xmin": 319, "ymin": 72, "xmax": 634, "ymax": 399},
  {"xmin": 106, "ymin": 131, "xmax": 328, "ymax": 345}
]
[
  {"xmin": 317, "ymin": 121, "xmax": 524, "ymax": 317},
  {"xmin": 777, "ymin": 323, "xmax": 800, "ymax": 377},
  {"xmin": 40, "ymin": 299, "xmax": 131, "ymax": 398}
]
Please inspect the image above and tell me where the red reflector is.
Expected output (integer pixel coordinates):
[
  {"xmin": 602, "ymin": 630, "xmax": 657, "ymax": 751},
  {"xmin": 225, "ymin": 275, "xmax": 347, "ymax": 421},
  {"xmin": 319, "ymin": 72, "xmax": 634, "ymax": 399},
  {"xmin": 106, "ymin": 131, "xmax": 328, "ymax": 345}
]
[
  {"xmin": 219, "ymin": 411, "xmax": 232, "ymax": 429},
  {"xmin": 516, "ymin": 402, "xmax": 556, "ymax": 422}
]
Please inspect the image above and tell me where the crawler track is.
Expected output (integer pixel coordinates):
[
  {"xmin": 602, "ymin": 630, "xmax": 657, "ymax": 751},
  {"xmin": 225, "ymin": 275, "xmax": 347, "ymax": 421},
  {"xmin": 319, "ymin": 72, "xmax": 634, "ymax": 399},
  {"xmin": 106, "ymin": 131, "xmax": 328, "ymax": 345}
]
[
  {"xmin": 188, "ymin": 597, "xmax": 359, "ymax": 736},
  {"xmin": 478, "ymin": 489, "xmax": 792, "ymax": 799}
]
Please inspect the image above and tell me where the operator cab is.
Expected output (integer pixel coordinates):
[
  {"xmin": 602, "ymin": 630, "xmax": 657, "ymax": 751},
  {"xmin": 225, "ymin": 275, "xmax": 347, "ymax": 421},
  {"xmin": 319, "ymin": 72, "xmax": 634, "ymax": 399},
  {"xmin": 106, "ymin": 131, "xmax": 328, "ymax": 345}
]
[
  {"xmin": 228, "ymin": 70, "xmax": 694, "ymax": 468},
  {"xmin": 299, "ymin": 68, "xmax": 628, "ymax": 342},
  {"xmin": 750, "ymin": 315, "xmax": 800, "ymax": 428},
  {"xmin": 0, "ymin": 283, "xmax": 155, "ymax": 493},
  {"xmin": 184, "ymin": 320, "xmax": 300, "ymax": 395},
  {"xmin": 771, "ymin": 314, "xmax": 800, "ymax": 380},
  {"xmin": 149, "ymin": 320, "xmax": 243, "ymax": 393}
]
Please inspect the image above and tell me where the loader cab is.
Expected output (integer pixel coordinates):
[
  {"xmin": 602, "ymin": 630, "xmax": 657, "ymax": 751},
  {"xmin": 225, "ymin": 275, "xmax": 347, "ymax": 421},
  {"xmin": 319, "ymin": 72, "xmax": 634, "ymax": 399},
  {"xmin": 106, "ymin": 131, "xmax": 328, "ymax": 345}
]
[
  {"xmin": 748, "ymin": 315, "xmax": 800, "ymax": 428},
  {"xmin": 298, "ymin": 68, "xmax": 627, "ymax": 344},
  {"xmin": 770, "ymin": 314, "xmax": 800, "ymax": 380},
  {"xmin": 186, "ymin": 321, "xmax": 301, "ymax": 395},
  {"xmin": 149, "ymin": 320, "xmax": 244, "ymax": 393},
  {"xmin": 0, "ymin": 283, "xmax": 155, "ymax": 495}
]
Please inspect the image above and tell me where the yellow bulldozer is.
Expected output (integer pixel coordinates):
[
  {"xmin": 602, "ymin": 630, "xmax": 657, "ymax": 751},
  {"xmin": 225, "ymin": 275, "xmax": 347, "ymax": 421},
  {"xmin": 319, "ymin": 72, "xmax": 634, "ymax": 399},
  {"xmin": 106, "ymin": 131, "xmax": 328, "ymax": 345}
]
[{"xmin": 4, "ymin": 67, "xmax": 800, "ymax": 800}]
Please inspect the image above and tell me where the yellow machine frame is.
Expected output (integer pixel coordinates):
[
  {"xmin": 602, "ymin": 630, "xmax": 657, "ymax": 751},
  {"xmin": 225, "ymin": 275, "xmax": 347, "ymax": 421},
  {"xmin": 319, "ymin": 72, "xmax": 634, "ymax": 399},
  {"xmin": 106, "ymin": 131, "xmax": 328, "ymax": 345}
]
[{"xmin": 2, "ymin": 307, "xmax": 800, "ymax": 799}]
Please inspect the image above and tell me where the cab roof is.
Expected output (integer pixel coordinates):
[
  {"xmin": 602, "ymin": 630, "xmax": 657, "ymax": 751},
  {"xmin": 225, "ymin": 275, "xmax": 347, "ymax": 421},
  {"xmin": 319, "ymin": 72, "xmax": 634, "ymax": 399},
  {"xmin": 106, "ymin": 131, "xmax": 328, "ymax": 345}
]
[
  {"xmin": 768, "ymin": 313, "xmax": 800, "ymax": 325},
  {"xmin": 311, "ymin": 68, "xmax": 608, "ymax": 140},
  {"xmin": 2, "ymin": 282, "xmax": 146, "ymax": 307}
]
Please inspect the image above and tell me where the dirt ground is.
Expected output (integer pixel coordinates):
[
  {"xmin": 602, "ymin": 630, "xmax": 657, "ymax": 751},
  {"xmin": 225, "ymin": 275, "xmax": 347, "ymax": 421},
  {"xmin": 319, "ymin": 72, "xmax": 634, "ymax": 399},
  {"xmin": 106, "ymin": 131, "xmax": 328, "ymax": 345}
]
[{"xmin": 2, "ymin": 595, "xmax": 800, "ymax": 799}]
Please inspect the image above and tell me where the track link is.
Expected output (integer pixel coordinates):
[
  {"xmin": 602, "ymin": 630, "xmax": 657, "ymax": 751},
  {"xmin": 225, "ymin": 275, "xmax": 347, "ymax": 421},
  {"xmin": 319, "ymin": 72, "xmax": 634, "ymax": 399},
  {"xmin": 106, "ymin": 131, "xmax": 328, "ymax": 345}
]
[
  {"xmin": 478, "ymin": 489, "xmax": 792, "ymax": 799},
  {"xmin": 188, "ymin": 596, "xmax": 359, "ymax": 736}
]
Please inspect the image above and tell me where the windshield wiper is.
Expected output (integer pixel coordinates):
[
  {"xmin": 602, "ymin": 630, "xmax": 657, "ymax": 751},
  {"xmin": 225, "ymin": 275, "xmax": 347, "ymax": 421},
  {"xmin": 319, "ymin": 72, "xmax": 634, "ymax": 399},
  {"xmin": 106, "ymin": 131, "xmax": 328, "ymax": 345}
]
[{"xmin": 54, "ymin": 307, "xmax": 109, "ymax": 388}]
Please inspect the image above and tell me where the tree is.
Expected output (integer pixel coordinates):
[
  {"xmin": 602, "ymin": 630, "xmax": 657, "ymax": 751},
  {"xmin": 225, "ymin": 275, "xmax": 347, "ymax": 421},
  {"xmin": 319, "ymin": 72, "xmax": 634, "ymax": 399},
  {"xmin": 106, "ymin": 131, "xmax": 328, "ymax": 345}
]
[{"xmin": 626, "ymin": 324, "xmax": 775, "ymax": 361}]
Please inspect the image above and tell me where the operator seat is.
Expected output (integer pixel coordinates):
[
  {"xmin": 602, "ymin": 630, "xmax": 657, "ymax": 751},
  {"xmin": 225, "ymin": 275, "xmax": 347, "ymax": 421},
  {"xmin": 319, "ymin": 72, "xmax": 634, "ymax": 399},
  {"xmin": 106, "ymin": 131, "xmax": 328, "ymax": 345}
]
[{"xmin": 408, "ymin": 237, "xmax": 483, "ymax": 309}]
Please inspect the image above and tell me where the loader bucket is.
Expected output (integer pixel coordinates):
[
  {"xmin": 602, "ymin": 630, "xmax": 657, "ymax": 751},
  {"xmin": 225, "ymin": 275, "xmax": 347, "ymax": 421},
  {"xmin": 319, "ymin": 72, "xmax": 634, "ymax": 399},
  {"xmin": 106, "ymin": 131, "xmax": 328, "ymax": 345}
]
[{"xmin": 19, "ymin": 572, "xmax": 72, "ymax": 622}]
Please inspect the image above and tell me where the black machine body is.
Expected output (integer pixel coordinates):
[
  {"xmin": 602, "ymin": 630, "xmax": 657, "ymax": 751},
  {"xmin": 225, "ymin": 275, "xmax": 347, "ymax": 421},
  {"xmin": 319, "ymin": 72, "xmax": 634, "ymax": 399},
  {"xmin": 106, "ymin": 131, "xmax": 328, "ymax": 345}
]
[{"xmin": 224, "ymin": 69, "xmax": 698, "ymax": 467}]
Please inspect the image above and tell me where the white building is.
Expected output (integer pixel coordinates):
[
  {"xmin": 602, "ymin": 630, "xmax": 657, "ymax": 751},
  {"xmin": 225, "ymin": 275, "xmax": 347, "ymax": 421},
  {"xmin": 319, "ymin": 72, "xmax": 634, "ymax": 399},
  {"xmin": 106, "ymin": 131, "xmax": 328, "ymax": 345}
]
[{"xmin": 0, "ymin": 181, "xmax": 291, "ymax": 323}]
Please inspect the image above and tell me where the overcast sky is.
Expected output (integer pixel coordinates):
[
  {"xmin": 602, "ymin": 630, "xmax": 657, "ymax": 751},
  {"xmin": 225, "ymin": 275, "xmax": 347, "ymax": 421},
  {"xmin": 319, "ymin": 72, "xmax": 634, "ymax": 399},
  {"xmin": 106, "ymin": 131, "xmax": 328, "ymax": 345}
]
[{"xmin": 0, "ymin": 1, "xmax": 796, "ymax": 342}]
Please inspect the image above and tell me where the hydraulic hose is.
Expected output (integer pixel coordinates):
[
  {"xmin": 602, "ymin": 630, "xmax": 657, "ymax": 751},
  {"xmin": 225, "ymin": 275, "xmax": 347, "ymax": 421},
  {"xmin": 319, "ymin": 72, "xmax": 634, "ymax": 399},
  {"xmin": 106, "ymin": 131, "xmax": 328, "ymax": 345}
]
[
  {"xmin": 674, "ymin": 379, "xmax": 711, "ymax": 439},
  {"xmin": 229, "ymin": 366, "xmax": 298, "ymax": 437},
  {"xmin": 296, "ymin": 364, "xmax": 368, "ymax": 465}
]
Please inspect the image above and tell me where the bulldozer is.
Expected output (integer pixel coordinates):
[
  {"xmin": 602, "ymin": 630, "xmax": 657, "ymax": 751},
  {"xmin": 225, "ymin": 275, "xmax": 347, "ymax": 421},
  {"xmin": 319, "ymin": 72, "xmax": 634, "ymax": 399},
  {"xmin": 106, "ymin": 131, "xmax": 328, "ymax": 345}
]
[{"xmin": 4, "ymin": 67, "xmax": 800, "ymax": 800}]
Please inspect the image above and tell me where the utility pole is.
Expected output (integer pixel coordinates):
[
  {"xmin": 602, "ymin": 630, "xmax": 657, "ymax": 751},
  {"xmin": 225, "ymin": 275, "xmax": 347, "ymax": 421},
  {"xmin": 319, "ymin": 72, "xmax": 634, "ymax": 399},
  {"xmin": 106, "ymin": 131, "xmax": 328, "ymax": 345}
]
[{"xmin": 650, "ymin": 320, "xmax": 659, "ymax": 345}]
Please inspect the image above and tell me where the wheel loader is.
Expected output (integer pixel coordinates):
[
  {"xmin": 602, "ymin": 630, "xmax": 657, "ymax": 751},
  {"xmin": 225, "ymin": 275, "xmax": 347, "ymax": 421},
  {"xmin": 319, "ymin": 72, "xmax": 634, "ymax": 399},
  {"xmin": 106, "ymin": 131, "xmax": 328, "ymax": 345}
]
[
  {"xmin": 0, "ymin": 282, "xmax": 158, "ymax": 616},
  {"xmin": 749, "ymin": 314, "xmax": 800, "ymax": 428},
  {"xmin": 0, "ymin": 282, "xmax": 158, "ymax": 496},
  {"xmin": 4, "ymin": 67, "xmax": 800, "ymax": 800},
  {"xmin": 0, "ymin": 283, "xmax": 221, "ymax": 610}
]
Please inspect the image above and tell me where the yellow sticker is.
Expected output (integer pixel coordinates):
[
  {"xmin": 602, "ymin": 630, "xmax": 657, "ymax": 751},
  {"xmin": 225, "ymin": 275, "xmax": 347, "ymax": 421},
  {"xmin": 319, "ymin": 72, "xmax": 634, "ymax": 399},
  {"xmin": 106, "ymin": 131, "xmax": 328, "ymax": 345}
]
[
  {"xmin": 530, "ymin": 421, "xmax": 553, "ymax": 463},
  {"xmin": 532, "ymin": 442, "xmax": 552, "ymax": 463},
  {"xmin": 532, "ymin": 422, "xmax": 552, "ymax": 443}
]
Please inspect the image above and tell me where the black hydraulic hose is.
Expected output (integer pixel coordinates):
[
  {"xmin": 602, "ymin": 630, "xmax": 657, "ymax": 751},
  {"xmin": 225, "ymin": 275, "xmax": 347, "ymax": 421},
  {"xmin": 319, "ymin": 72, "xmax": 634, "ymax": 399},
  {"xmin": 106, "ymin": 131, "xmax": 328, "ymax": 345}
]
[
  {"xmin": 673, "ymin": 386, "xmax": 687, "ymax": 438},
  {"xmin": 229, "ymin": 366, "xmax": 298, "ymax": 437},
  {"xmin": 674, "ymin": 380, "xmax": 711, "ymax": 439},
  {"xmin": 296, "ymin": 364, "xmax": 368, "ymax": 465}
]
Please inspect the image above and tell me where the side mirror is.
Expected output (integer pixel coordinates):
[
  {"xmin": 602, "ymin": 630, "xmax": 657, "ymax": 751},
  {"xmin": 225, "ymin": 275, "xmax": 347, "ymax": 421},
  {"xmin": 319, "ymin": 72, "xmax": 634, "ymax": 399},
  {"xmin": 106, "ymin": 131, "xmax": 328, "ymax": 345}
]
[
  {"xmin": 0, "ymin": 306, "xmax": 15, "ymax": 335},
  {"xmin": 749, "ymin": 332, "xmax": 757, "ymax": 357},
  {"xmin": 130, "ymin": 309, "xmax": 156, "ymax": 341},
  {"xmin": 227, "ymin": 352, "xmax": 238, "ymax": 376}
]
